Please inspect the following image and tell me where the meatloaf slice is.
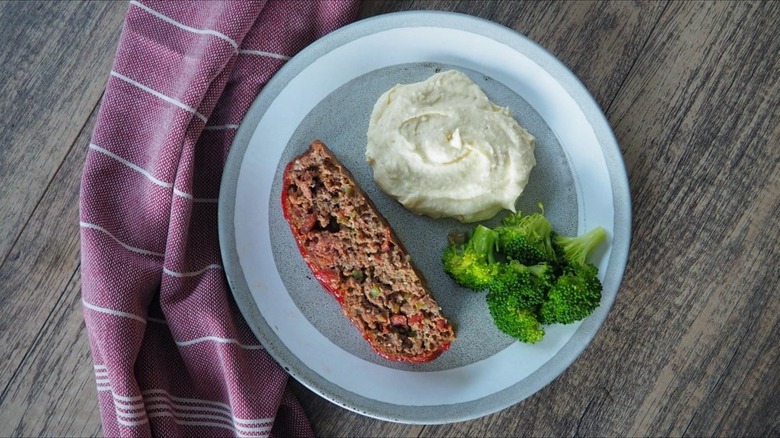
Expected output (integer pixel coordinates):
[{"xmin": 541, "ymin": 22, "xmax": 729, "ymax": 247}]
[{"xmin": 281, "ymin": 140, "xmax": 455, "ymax": 363}]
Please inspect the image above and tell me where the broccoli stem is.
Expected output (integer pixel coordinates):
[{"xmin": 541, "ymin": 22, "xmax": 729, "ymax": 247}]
[
  {"xmin": 469, "ymin": 225, "xmax": 499, "ymax": 264},
  {"xmin": 555, "ymin": 226, "xmax": 607, "ymax": 266}
]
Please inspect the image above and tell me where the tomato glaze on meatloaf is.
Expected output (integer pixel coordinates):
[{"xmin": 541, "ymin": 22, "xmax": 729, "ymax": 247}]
[{"xmin": 281, "ymin": 140, "xmax": 455, "ymax": 363}]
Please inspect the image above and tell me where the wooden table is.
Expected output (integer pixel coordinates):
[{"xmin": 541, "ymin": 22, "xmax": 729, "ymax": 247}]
[{"xmin": 1, "ymin": 1, "xmax": 777, "ymax": 436}]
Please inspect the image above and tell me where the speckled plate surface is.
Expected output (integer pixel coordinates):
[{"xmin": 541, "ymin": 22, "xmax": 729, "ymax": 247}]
[{"xmin": 219, "ymin": 11, "xmax": 631, "ymax": 424}]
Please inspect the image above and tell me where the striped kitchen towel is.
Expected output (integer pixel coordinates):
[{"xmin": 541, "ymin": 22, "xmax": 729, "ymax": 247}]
[{"xmin": 79, "ymin": 1, "xmax": 359, "ymax": 436}]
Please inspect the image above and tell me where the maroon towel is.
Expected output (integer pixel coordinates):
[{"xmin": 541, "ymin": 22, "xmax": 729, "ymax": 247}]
[{"xmin": 79, "ymin": 1, "xmax": 359, "ymax": 436}]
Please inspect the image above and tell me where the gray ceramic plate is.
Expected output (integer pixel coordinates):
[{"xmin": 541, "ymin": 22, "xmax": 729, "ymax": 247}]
[{"xmin": 219, "ymin": 11, "xmax": 631, "ymax": 424}]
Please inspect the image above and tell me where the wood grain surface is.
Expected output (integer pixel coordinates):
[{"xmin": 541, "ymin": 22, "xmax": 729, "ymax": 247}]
[{"xmin": 1, "ymin": 1, "xmax": 777, "ymax": 437}]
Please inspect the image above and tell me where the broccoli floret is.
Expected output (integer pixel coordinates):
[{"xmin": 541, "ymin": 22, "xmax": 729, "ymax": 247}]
[
  {"xmin": 487, "ymin": 260, "xmax": 547, "ymax": 308},
  {"xmin": 487, "ymin": 260, "xmax": 552, "ymax": 308},
  {"xmin": 442, "ymin": 225, "xmax": 500, "ymax": 291},
  {"xmin": 540, "ymin": 264, "xmax": 602, "ymax": 324},
  {"xmin": 527, "ymin": 262, "xmax": 556, "ymax": 291},
  {"xmin": 487, "ymin": 300, "xmax": 545, "ymax": 344},
  {"xmin": 540, "ymin": 226, "xmax": 607, "ymax": 324},
  {"xmin": 486, "ymin": 261, "xmax": 556, "ymax": 343},
  {"xmin": 496, "ymin": 210, "xmax": 558, "ymax": 266}
]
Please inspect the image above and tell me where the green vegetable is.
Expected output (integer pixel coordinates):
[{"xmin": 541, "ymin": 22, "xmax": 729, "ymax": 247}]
[
  {"xmin": 485, "ymin": 261, "xmax": 553, "ymax": 342},
  {"xmin": 497, "ymin": 206, "xmax": 558, "ymax": 266},
  {"xmin": 541, "ymin": 226, "xmax": 607, "ymax": 324},
  {"xmin": 486, "ymin": 260, "xmax": 550, "ymax": 308},
  {"xmin": 442, "ymin": 224, "xmax": 500, "ymax": 291},
  {"xmin": 540, "ymin": 263, "xmax": 602, "ymax": 324},
  {"xmin": 487, "ymin": 303, "xmax": 545, "ymax": 344},
  {"xmin": 442, "ymin": 205, "xmax": 608, "ymax": 344},
  {"xmin": 554, "ymin": 226, "xmax": 607, "ymax": 268}
]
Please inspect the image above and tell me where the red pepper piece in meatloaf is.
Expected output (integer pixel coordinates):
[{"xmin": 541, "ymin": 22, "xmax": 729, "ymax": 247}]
[{"xmin": 281, "ymin": 140, "xmax": 455, "ymax": 363}]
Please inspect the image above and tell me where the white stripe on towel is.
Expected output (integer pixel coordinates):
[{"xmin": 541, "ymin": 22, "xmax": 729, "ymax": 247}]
[
  {"xmin": 142, "ymin": 391, "xmax": 274, "ymax": 430},
  {"xmin": 142, "ymin": 389, "xmax": 232, "ymax": 411},
  {"xmin": 88, "ymin": 144, "xmax": 218, "ymax": 203},
  {"xmin": 80, "ymin": 221, "xmax": 165, "ymax": 258},
  {"xmin": 175, "ymin": 336, "xmax": 264, "ymax": 350},
  {"xmin": 238, "ymin": 49, "xmax": 290, "ymax": 60},
  {"xmin": 203, "ymin": 124, "xmax": 239, "ymax": 131},
  {"xmin": 89, "ymin": 143, "xmax": 172, "ymax": 189},
  {"xmin": 117, "ymin": 416, "xmax": 150, "ymax": 427},
  {"xmin": 129, "ymin": 1, "xmax": 238, "ymax": 49},
  {"xmin": 172, "ymin": 187, "xmax": 218, "ymax": 203},
  {"xmin": 98, "ymin": 386, "xmax": 275, "ymax": 434},
  {"xmin": 82, "ymin": 299, "xmax": 147, "ymax": 324},
  {"xmin": 110, "ymin": 71, "xmax": 208, "ymax": 122},
  {"xmin": 163, "ymin": 264, "xmax": 223, "ymax": 278}
]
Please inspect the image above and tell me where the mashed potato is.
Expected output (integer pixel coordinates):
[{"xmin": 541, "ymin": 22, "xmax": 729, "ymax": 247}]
[{"xmin": 365, "ymin": 70, "xmax": 536, "ymax": 222}]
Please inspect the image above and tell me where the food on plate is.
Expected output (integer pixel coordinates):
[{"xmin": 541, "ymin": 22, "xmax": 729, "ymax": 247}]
[
  {"xmin": 442, "ymin": 205, "xmax": 606, "ymax": 343},
  {"xmin": 365, "ymin": 69, "xmax": 536, "ymax": 223},
  {"xmin": 281, "ymin": 140, "xmax": 455, "ymax": 363},
  {"xmin": 540, "ymin": 227, "xmax": 607, "ymax": 325}
]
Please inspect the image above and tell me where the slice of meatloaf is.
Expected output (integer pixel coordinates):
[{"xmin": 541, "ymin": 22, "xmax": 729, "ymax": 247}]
[{"xmin": 281, "ymin": 140, "xmax": 455, "ymax": 363}]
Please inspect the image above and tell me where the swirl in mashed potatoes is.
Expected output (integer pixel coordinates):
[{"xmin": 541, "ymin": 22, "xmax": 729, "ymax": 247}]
[{"xmin": 365, "ymin": 70, "xmax": 536, "ymax": 222}]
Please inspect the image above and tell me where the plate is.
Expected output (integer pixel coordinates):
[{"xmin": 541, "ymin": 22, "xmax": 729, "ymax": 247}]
[{"xmin": 219, "ymin": 11, "xmax": 631, "ymax": 424}]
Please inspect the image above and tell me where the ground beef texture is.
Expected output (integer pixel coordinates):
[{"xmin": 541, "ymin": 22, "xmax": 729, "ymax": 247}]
[{"xmin": 280, "ymin": 140, "xmax": 456, "ymax": 363}]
